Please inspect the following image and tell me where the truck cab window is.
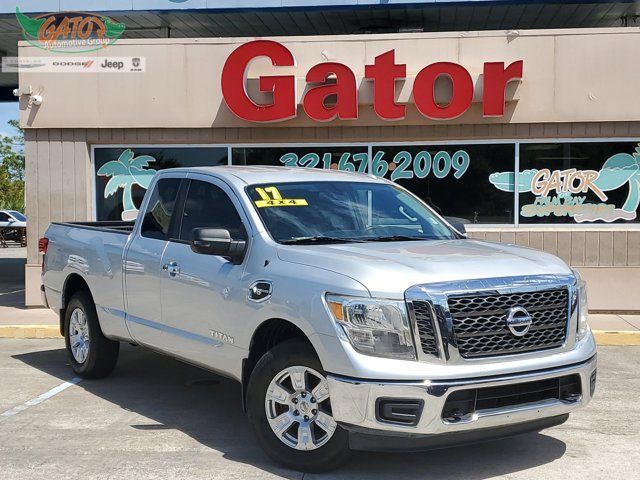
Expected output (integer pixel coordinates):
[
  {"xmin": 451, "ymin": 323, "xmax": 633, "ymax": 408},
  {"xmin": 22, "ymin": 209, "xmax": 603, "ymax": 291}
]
[
  {"xmin": 141, "ymin": 178, "xmax": 181, "ymax": 240},
  {"xmin": 179, "ymin": 180, "xmax": 247, "ymax": 241}
]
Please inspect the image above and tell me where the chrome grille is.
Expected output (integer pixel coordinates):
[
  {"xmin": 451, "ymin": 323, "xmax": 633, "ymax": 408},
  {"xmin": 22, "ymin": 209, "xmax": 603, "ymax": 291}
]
[
  {"xmin": 411, "ymin": 301, "xmax": 439, "ymax": 356},
  {"xmin": 448, "ymin": 288, "xmax": 569, "ymax": 358}
]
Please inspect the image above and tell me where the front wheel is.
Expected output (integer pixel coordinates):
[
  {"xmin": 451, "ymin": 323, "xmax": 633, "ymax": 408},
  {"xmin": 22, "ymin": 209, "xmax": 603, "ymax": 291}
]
[{"xmin": 246, "ymin": 339, "xmax": 351, "ymax": 472}]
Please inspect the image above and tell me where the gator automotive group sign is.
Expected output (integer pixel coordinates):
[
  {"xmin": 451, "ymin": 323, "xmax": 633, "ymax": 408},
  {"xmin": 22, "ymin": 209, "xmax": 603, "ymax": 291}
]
[
  {"xmin": 221, "ymin": 40, "xmax": 523, "ymax": 123},
  {"xmin": 16, "ymin": 7, "xmax": 125, "ymax": 53}
]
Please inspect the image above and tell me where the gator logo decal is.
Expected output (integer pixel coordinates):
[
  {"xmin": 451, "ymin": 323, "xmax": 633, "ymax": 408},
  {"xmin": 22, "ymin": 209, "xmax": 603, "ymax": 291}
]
[
  {"xmin": 16, "ymin": 7, "xmax": 125, "ymax": 53},
  {"xmin": 489, "ymin": 144, "xmax": 640, "ymax": 223}
]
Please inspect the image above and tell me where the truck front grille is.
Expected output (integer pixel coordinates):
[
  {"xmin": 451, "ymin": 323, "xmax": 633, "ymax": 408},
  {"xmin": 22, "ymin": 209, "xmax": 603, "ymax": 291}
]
[
  {"xmin": 411, "ymin": 301, "xmax": 439, "ymax": 357},
  {"xmin": 448, "ymin": 288, "xmax": 569, "ymax": 358},
  {"xmin": 441, "ymin": 374, "xmax": 582, "ymax": 422}
]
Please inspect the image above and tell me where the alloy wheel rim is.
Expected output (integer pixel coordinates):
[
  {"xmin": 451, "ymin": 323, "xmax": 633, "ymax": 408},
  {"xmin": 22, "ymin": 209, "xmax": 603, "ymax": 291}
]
[
  {"xmin": 69, "ymin": 308, "xmax": 90, "ymax": 364},
  {"xmin": 264, "ymin": 365, "xmax": 337, "ymax": 451}
]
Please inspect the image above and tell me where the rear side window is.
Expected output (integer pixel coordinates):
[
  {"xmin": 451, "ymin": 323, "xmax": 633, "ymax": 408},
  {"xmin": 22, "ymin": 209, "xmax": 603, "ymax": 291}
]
[
  {"xmin": 179, "ymin": 180, "xmax": 247, "ymax": 241},
  {"xmin": 141, "ymin": 178, "xmax": 181, "ymax": 240},
  {"xmin": 0, "ymin": 212, "xmax": 10, "ymax": 221}
]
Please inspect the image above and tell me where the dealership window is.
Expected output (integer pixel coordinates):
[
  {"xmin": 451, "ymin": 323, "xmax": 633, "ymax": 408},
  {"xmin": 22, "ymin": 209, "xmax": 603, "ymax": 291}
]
[
  {"xmin": 93, "ymin": 140, "xmax": 640, "ymax": 227},
  {"xmin": 94, "ymin": 147, "xmax": 227, "ymax": 221},
  {"xmin": 233, "ymin": 144, "xmax": 515, "ymax": 224},
  {"xmin": 372, "ymin": 144, "xmax": 516, "ymax": 224},
  {"xmin": 232, "ymin": 146, "xmax": 368, "ymax": 172},
  {"xmin": 517, "ymin": 142, "xmax": 640, "ymax": 224}
]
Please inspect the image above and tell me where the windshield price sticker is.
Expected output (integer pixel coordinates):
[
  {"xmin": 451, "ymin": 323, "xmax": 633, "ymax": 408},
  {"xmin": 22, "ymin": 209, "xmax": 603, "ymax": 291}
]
[{"xmin": 254, "ymin": 186, "xmax": 308, "ymax": 208}]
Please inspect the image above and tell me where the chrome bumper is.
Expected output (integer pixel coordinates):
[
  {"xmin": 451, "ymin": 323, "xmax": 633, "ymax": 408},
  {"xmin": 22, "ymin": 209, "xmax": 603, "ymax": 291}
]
[{"xmin": 327, "ymin": 354, "xmax": 596, "ymax": 436}]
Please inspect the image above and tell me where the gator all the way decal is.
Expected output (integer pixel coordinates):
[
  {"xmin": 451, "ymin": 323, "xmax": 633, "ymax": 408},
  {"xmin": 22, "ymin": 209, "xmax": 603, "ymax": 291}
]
[{"xmin": 490, "ymin": 144, "xmax": 640, "ymax": 222}]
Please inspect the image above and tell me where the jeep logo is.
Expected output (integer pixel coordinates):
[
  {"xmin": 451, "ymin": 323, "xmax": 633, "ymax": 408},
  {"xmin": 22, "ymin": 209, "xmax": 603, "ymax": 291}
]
[{"xmin": 100, "ymin": 59, "xmax": 124, "ymax": 69}]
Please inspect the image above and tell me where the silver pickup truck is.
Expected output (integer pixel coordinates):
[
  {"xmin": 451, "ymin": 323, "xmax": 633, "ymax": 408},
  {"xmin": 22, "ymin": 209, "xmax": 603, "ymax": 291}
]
[{"xmin": 41, "ymin": 166, "xmax": 596, "ymax": 472}]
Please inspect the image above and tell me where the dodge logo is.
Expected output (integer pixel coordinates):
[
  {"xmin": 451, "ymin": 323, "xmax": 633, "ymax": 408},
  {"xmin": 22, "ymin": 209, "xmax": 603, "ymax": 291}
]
[{"xmin": 505, "ymin": 306, "xmax": 532, "ymax": 337}]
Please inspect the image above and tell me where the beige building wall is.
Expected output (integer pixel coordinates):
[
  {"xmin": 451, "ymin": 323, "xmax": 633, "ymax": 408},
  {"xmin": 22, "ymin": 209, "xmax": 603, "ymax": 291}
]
[
  {"xmin": 16, "ymin": 27, "xmax": 640, "ymax": 130},
  {"xmin": 19, "ymin": 27, "xmax": 640, "ymax": 309},
  {"xmin": 24, "ymin": 124, "xmax": 640, "ymax": 310}
]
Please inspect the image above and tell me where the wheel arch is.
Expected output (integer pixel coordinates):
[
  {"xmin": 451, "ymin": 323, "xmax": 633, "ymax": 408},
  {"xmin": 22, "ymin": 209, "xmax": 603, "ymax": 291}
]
[
  {"xmin": 59, "ymin": 273, "xmax": 93, "ymax": 336},
  {"xmin": 241, "ymin": 317, "xmax": 318, "ymax": 412}
]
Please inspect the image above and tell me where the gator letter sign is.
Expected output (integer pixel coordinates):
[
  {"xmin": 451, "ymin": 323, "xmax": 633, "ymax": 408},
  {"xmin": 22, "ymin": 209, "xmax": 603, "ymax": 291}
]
[
  {"xmin": 221, "ymin": 40, "xmax": 523, "ymax": 123},
  {"xmin": 16, "ymin": 7, "xmax": 125, "ymax": 53}
]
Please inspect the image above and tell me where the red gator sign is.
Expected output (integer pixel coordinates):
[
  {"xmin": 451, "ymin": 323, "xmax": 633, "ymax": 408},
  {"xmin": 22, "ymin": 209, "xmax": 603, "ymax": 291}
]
[{"xmin": 221, "ymin": 40, "xmax": 523, "ymax": 123}]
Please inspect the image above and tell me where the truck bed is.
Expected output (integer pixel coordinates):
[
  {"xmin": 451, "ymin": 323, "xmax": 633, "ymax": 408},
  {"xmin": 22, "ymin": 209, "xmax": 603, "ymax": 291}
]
[
  {"xmin": 43, "ymin": 220, "xmax": 134, "ymax": 340},
  {"xmin": 52, "ymin": 221, "xmax": 135, "ymax": 234}
]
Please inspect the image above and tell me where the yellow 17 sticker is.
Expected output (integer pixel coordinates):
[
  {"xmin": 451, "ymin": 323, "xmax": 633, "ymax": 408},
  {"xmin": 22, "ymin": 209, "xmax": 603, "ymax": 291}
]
[{"xmin": 254, "ymin": 186, "xmax": 308, "ymax": 208}]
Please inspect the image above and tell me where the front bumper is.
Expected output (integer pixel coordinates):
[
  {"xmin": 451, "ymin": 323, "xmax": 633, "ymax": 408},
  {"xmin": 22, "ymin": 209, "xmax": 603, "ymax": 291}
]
[{"xmin": 327, "ymin": 354, "xmax": 596, "ymax": 444}]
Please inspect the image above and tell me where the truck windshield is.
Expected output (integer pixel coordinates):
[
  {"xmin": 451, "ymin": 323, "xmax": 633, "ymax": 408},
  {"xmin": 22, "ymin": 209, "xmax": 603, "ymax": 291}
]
[{"xmin": 246, "ymin": 181, "xmax": 458, "ymax": 244}]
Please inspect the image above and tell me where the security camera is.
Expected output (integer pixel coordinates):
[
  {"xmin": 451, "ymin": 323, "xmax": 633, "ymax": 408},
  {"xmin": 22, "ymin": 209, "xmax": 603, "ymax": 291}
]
[
  {"xmin": 12, "ymin": 88, "xmax": 19, "ymax": 97},
  {"xmin": 30, "ymin": 94, "xmax": 43, "ymax": 106}
]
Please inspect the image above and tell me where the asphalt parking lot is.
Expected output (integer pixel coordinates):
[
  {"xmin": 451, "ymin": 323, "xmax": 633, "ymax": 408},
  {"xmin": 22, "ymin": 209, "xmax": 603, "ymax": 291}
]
[{"xmin": 0, "ymin": 340, "xmax": 637, "ymax": 479}]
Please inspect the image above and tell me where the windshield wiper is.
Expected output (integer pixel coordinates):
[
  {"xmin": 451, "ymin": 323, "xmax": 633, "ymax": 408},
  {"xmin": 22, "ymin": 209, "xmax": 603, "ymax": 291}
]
[
  {"xmin": 281, "ymin": 236, "xmax": 366, "ymax": 245},
  {"xmin": 362, "ymin": 235, "xmax": 429, "ymax": 242}
]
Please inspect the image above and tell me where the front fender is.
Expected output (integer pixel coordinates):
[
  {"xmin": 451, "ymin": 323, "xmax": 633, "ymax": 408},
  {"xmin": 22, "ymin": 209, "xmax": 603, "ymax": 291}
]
[{"xmin": 238, "ymin": 260, "xmax": 370, "ymax": 370}]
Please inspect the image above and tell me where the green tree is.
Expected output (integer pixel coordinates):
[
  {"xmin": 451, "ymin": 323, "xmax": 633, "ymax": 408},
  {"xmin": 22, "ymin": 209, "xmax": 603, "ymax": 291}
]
[{"xmin": 0, "ymin": 119, "xmax": 25, "ymax": 211}]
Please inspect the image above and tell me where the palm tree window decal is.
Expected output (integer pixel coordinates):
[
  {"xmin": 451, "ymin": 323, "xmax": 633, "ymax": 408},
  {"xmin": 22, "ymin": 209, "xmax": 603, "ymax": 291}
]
[{"xmin": 97, "ymin": 149, "xmax": 157, "ymax": 221}]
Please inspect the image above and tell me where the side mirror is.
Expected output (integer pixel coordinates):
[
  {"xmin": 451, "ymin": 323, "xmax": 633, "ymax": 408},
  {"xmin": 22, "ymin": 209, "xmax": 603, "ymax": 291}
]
[
  {"xmin": 190, "ymin": 228, "xmax": 246, "ymax": 263},
  {"xmin": 444, "ymin": 217, "xmax": 467, "ymax": 235}
]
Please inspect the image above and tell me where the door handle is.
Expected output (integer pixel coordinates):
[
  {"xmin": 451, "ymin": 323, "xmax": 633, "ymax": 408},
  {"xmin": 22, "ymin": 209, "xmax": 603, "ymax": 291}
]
[{"xmin": 162, "ymin": 261, "xmax": 180, "ymax": 276}]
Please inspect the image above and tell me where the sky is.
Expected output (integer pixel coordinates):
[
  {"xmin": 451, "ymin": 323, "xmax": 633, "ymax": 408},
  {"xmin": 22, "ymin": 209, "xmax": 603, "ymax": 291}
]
[{"xmin": 0, "ymin": 102, "xmax": 19, "ymax": 137}]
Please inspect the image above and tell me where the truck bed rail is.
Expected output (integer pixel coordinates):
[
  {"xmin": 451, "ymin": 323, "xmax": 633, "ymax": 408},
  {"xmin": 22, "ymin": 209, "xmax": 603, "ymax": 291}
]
[{"xmin": 51, "ymin": 221, "xmax": 135, "ymax": 234}]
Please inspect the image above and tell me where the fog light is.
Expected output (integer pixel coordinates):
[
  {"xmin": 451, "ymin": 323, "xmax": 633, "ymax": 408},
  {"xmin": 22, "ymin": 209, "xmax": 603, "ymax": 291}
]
[{"xmin": 375, "ymin": 398, "xmax": 424, "ymax": 426}]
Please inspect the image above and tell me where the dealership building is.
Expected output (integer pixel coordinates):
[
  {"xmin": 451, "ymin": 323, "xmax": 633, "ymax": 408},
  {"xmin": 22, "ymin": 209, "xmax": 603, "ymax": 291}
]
[{"xmin": 3, "ymin": 0, "xmax": 640, "ymax": 309}]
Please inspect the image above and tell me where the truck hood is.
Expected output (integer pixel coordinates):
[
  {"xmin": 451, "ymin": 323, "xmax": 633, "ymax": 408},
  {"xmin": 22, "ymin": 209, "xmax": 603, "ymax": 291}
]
[{"xmin": 276, "ymin": 239, "xmax": 572, "ymax": 298}]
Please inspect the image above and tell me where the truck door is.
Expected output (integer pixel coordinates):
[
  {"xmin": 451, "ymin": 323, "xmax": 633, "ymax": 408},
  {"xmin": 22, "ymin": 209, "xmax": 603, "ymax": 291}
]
[
  {"xmin": 158, "ymin": 175, "xmax": 250, "ymax": 374},
  {"xmin": 124, "ymin": 177, "xmax": 184, "ymax": 348}
]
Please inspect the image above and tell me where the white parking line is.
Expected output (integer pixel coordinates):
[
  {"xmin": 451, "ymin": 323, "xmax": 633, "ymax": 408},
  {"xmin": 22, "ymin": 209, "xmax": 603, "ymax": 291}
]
[
  {"xmin": 0, "ymin": 289, "xmax": 25, "ymax": 296},
  {"xmin": 0, "ymin": 377, "xmax": 82, "ymax": 421}
]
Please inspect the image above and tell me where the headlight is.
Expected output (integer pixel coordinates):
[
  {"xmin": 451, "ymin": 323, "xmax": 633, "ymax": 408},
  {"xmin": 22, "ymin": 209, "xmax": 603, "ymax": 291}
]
[
  {"xmin": 325, "ymin": 294, "xmax": 416, "ymax": 360},
  {"xmin": 572, "ymin": 269, "xmax": 590, "ymax": 340}
]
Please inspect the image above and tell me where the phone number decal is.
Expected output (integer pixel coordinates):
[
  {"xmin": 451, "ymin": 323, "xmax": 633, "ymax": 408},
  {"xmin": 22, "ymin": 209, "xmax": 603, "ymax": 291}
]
[{"xmin": 279, "ymin": 150, "xmax": 470, "ymax": 181}]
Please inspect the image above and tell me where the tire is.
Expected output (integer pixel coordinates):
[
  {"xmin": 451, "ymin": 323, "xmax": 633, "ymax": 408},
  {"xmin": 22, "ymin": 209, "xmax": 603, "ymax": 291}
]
[
  {"xmin": 246, "ymin": 339, "xmax": 351, "ymax": 472},
  {"xmin": 64, "ymin": 291, "xmax": 119, "ymax": 379}
]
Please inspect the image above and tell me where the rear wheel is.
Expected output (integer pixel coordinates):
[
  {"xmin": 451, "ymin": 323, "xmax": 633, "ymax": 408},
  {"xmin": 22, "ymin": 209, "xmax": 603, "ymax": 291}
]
[
  {"xmin": 247, "ymin": 339, "xmax": 351, "ymax": 472},
  {"xmin": 64, "ymin": 291, "xmax": 119, "ymax": 379}
]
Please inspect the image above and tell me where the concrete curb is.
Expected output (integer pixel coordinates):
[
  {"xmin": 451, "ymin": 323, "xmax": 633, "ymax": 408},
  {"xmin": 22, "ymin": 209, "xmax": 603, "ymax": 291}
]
[
  {"xmin": 592, "ymin": 330, "xmax": 640, "ymax": 346},
  {"xmin": 0, "ymin": 325, "xmax": 61, "ymax": 339},
  {"xmin": 1, "ymin": 325, "xmax": 639, "ymax": 345}
]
